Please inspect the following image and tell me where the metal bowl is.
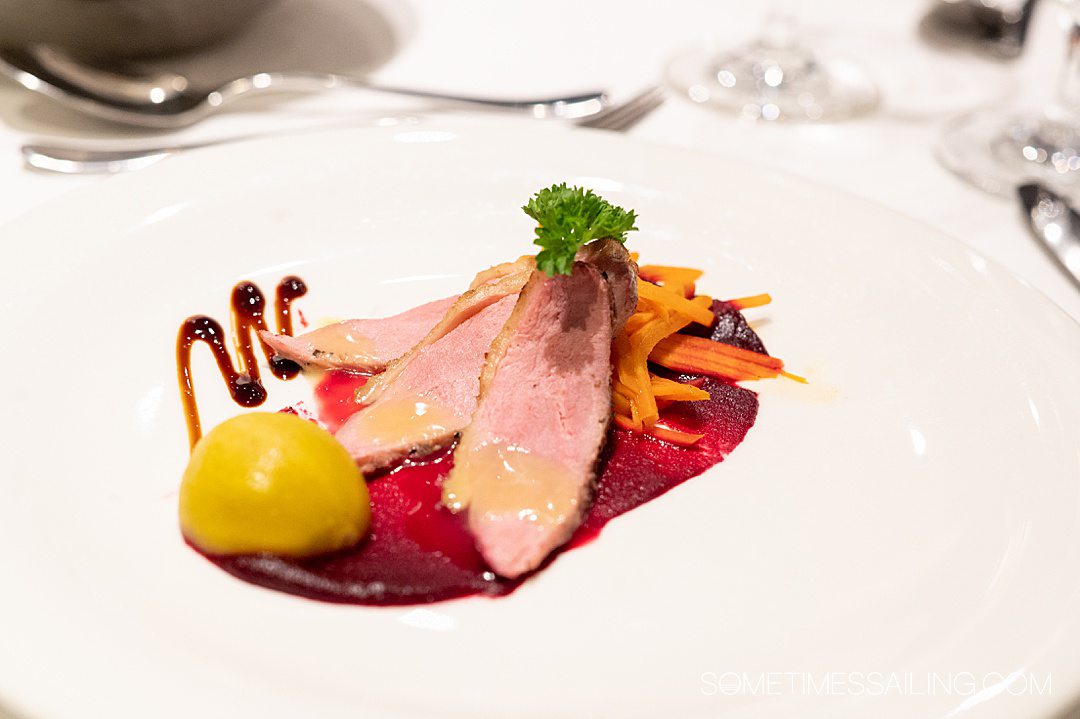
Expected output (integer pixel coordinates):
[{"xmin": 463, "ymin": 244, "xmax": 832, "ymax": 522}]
[{"xmin": 0, "ymin": 0, "xmax": 280, "ymax": 60}]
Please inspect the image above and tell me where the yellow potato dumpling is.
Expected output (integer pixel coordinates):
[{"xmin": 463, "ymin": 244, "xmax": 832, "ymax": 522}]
[{"xmin": 180, "ymin": 412, "xmax": 370, "ymax": 557}]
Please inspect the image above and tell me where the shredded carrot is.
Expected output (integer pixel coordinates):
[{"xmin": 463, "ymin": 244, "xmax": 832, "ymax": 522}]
[
  {"xmin": 655, "ymin": 334, "xmax": 783, "ymax": 368},
  {"xmin": 638, "ymin": 264, "xmax": 703, "ymax": 281},
  {"xmin": 612, "ymin": 259, "xmax": 802, "ymax": 438},
  {"xmin": 650, "ymin": 374, "xmax": 710, "ymax": 402},
  {"xmin": 780, "ymin": 370, "xmax": 810, "ymax": 384},
  {"xmin": 727, "ymin": 293, "xmax": 772, "ymax": 310},
  {"xmin": 613, "ymin": 415, "xmax": 704, "ymax": 446},
  {"xmin": 650, "ymin": 334, "xmax": 802, "ymax": 383},
  {"xmin": 638, "ymin": 264, "xmax": 704, "ymax": 299},
  {"xmin": 613, "ymin": 298, "xmax": 691, "ymax": 428},
  {"xmin": 648, "ymin": 424, "xmax": 705, "ymax": 446},
  {"xmin": 637, "ymin": 280, "xmax": 714, "ymax": 326}
]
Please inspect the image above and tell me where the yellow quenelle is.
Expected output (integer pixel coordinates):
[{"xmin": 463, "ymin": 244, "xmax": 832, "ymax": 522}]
[{"xmin": 180, "ymin": 412, "xmax": 370, "ymax": 557}]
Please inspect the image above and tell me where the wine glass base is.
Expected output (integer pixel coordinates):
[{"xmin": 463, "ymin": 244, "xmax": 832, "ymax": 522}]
[
  {"xmin": 666, "ymin": 45, "xmax": 878, "ymax": 122},
  {"xmin": 937, "ymin": 108, "xmax": 1080, "ymax": 199}
]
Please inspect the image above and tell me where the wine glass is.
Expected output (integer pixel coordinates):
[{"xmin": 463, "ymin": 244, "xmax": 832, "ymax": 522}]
[
  {"xmin": 665, "ymin": 5, "xmax": 879, "ymax": 122},
  {"xmin": 937, "ymin": 0, "xmax": 1080, "ymax": 196}
]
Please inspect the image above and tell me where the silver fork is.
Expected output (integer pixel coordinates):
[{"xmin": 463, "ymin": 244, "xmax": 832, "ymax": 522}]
[
  {"xmin": 22, "ymin": 86, "xmax": 666, "ymax": 175},
  {"xmin": 577, "ymin": 85, "xmax": 664, "ymax": 132}
]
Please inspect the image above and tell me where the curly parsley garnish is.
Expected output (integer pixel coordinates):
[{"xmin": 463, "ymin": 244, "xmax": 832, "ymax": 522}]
[{"xmin": 523, "ymin": 183, "xmax": 638, "ymax": 276}]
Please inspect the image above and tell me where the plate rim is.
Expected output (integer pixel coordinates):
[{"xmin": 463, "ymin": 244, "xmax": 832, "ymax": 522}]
[{"xmin": 1, "ymin": 119, "xmax": 1079, "ymax": 719}]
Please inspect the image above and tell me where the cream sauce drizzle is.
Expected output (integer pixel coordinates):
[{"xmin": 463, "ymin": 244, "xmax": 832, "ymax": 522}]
[
  {"xmin": 443, "ymin": 443, "xmax": 579, "ymax": 525},
  {"xmin": 302, "ymin": 323, "xmax": 377, "ymax": 366},
  {"xmin": 347, "ymin": 394, "xmax": 458, "ymax": 449}
]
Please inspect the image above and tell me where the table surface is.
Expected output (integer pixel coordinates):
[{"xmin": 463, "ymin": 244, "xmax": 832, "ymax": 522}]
[
  {"xmin": 1, "ymin": 1, "xmax": 1079, "ymax": 718},
  {"xmin": 3, "ymin": 0, "xmax": 1080, "ymax": 325}
]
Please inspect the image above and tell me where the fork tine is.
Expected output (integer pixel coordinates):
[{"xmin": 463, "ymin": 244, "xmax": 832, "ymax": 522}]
[
  {"xmin": 578, "ymin": 86, "xmax": 665, "ymax": 132},
  {"xmin": 579, "ymin": 86, "xmax": 663, "ymax": 131},
  {"xmin": 585, "ymin": 88, "xmax": 652, "ymax": 126}
]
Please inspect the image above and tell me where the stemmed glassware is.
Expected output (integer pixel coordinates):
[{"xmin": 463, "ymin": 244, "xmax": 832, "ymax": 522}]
[
  {"xmin": 938, "ymin": 0, "xmax": 1080, "ymax": 196},
  {"xmin": 665, "ymin": 6, "xmax": 879, "ymax": 122}
]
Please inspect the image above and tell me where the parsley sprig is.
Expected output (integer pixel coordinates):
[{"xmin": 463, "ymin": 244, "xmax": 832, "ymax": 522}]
[{"xmin": 522, "ymin": 184, "xmax": 637, "ymax": 276}]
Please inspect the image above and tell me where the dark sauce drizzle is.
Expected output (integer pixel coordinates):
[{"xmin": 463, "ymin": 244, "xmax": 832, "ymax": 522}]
[{"xmin": 176, "ymin": 276, "xmax": 307, "ymax": 449}]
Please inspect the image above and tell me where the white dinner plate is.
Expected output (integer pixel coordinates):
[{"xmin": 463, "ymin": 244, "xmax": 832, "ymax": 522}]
[{"xmin": 2, "ymin": 121, "xmax": 1079, "ymax": 719}]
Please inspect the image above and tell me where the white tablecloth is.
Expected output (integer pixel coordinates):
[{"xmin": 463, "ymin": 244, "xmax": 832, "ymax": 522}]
[
  {"xmin": 3, "ymin": 0, "xmax": 1079, "ymax": 324},
  {"xmin": 1, "ymin": 1, "xmax": 1078, "ymax": 717}
]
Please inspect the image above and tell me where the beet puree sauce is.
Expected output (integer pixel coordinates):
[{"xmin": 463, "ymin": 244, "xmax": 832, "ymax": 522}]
[{"xmin": 208, "ymin": 302, "xmax": 763, "ymax": 604}]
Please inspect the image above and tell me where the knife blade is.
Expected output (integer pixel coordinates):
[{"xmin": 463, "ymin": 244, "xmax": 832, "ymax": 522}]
[{"xmin": 1018, "ymin": 183, "xmax": 1080, "ymax": 291}]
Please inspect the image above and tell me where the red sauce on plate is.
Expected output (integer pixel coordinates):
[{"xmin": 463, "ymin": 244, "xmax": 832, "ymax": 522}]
[
  {"xmin": 201, "ymin": 301, "xmax": 763, "ymax": 605},
  {"xmin": 312, "ymin": 370, "xmax": 369, "ymax": 433}
]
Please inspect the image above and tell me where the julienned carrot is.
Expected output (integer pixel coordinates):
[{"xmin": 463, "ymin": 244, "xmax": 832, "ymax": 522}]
[
  {"xmin": 638, "ymin": 264, "xmax": 704, "ymax": 282},
  {"xmin": 654, "ymin": 334, "xmax": 782, "ymax": 369},
  {"xmin": 650, "ymin": 334, "xmax": 807, "ymax": 383},
  {"xmin": 637, "ymin": 280, "xmax": 715, "ymax": 327},
  {"xmin": 615, "ymin": 266, "xmax": 717, "ymax": 430},
  {"xmin": 613, "ymin": 415, "xmax": 704, "ymax": 447},
  {"xmin": 691, "ymin": 295, "xmax": 713, "ymax": 308},
  {"xmin": 780, "ymin": 370, "xmax": 809, "ymax": 383},
  {"xmin": 613, "ymin": 260, "xmax": 802, "ymax": 440},
  {"xmin": 650, "ymin": 374, "xmax": 710, "ymax": 402},
  {"xmin": 638, "ymin": 264, "xmax": 704, "ymax": 299},
  {"xmin": 614, "ymin": 300, "xmax": 692, "ymax": 428},
  {"xmin": 650, "ymin": 339, "xmax": 776, "ymax": 381},
  {"xmin": 727, "ymin": 293, "xmax": 772, "ymax": 310},
  {"xmin": 649, "ymin": 424, "xmax": 705, "ymax": 446}
]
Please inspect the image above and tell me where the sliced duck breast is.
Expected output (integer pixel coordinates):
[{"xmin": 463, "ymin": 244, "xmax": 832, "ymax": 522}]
[
  {"xmin": 576, "ymin": 237, "xmax": 638, "ymax": 330},
  {"xmin": 259, "ymin": 256, "xmax": 534, "ymax": 374},
  {"xmin": 443, "ymin": 239, "xmax": 636, "ymax": 578},
  {"xmin": 335, "ymin": 293, "xmax": 518, "ymax": 473},
  {"xmin": 333, "ymin": 258, "xmax": 532, "ymax": 474},
  {"xmin": 357, "ymin": 258, "xmax": 533, "ymax": 404},
  {"xmin": 259, "ymin": 296, "xmax": 456, "ymax": 372}
]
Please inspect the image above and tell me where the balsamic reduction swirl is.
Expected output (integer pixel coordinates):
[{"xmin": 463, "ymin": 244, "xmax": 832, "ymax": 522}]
[{"xmin": 176, "ymin": 276, "xmax": 307, "ymax": 449}]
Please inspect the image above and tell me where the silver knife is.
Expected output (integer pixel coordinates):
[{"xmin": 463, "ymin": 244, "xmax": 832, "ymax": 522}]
[{"xmin": 1018, "ymin": 183, "xmax": 1080, "ymax": 290}]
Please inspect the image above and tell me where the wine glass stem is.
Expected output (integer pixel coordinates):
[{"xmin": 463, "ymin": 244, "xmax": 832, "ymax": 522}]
[
  {"xmin": 1055, "ymin": 20, "xmax": 1080, "ymax": 117},
  {"xmin": 759, "ymin": 1, "xmax": 800, "ymax": 50}
]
